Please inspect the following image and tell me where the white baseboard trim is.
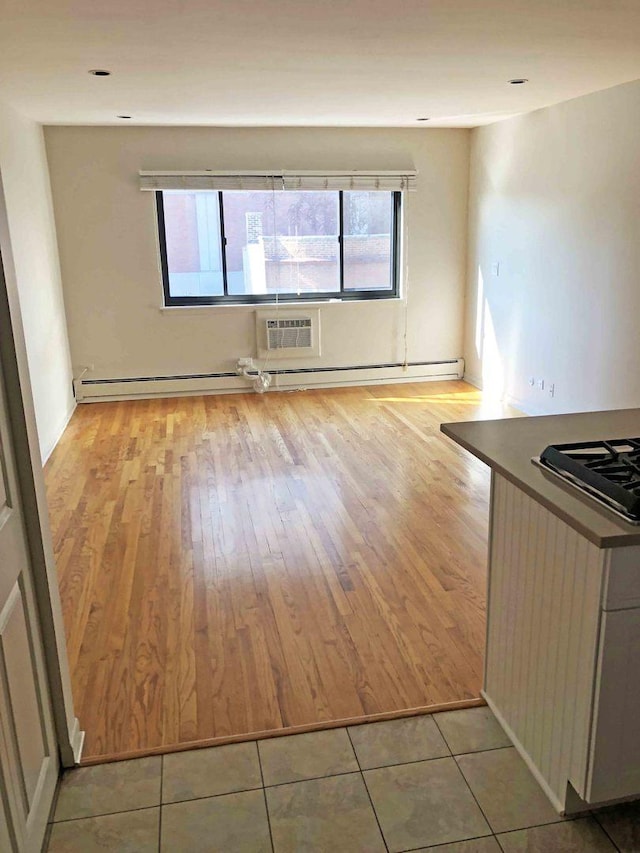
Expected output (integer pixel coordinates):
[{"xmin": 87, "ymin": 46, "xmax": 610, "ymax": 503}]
[
  {"xmin": 462, "ymin": 373, "xmax": 482, "ymax": 390},
  {"xmin": 503, "ymin": 394, "xmax": 548, "ymax": 417},
  {"xmin": 57, "ymin": 715, "xmax": 85, "ymax": 768},
  {"xmin": 40, "ymin": 400, "xmax": 76, "ymax": 464},
  {"xmin": 70, "ymin": 718, "xmax": 85, "ymax": 766},
  {"xmin": 77, "ymin": 361, "xmax": 464, "ymax": 403},
  {"xmin": 460, "ymin": 372, "xmax": 543, "ymax": 415}
]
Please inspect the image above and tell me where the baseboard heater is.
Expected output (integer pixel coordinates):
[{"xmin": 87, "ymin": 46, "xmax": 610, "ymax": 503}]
[{"xmin": 75, "ymin": 359, "xmax": 464, "ymax": 402}]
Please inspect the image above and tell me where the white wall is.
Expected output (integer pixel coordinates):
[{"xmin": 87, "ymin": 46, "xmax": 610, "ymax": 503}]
[
  {"xmin": 44, "ymin": 126, "xmax": 469, "ymax": 389},
  {"xmin": 0, "ymin": 102, "xmax": 74, "ymax": 460},
  {"xmin": 465, "ymin": 79, "xmax": 640, "ymax": 415}
]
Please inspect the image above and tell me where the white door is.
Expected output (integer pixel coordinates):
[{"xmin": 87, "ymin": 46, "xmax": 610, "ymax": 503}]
[{"xmin": 0, "ymin": 303, "xmax": 59, "ymax": 846}]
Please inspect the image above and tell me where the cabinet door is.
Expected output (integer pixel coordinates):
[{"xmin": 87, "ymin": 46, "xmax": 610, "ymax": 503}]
[{"xmin": 586, "ymin": 608, "xmax": 640, "ymax": 803}]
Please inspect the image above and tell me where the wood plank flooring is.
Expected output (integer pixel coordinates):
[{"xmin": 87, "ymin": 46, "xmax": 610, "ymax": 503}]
[{"xmin": 45, "ymin": 381, "xmax": 516, "ymax": 761}]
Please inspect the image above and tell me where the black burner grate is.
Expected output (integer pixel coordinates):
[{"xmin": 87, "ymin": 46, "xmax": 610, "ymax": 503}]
[{"xmin": 539, "ymin": 438, "xmax": 640, "ymax": 521}]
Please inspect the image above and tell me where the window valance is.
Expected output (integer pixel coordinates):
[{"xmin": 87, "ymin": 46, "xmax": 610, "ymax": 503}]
[{"xmin": 139, "ymin": 170, "xmax": 417, "ymax": 192}]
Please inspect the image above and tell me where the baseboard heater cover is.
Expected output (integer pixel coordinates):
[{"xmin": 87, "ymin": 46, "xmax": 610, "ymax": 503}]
[{"xmin": 76, "ymin": 359, "xmax": 463, "ymax": 400}]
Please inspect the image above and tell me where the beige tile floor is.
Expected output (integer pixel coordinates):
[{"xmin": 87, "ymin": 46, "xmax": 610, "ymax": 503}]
[{"xmin": 45, "ymin": 707, "xmax": 639, "ymax": 852}]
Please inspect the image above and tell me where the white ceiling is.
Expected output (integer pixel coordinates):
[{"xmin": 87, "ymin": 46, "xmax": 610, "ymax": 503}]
[{"xmin": 1, "ymin": 0, "xmax": 640, "ymax": 127}]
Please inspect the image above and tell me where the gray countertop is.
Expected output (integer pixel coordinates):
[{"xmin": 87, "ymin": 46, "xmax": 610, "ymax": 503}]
[{"xmin": 441, "ymin": 408, "xmax": 640, "ymax": 548}]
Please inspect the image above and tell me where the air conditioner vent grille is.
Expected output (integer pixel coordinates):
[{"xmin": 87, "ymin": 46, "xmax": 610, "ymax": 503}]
[{"xmin": 266, "ymin": 318, "xmax": 312, "ymax": 350}]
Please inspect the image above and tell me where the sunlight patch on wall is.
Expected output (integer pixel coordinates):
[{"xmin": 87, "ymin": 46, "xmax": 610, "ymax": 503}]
[
  {"xmin": 475, "ymin": 265, "xmax": 485, "ymax": 358},
  {"xmin": 475, "ymin": 266, "xmax": 505, "ymax": 399},
  {"xmin": 481, "ymin": 300, "xmax": 505, "ymax": 399}
]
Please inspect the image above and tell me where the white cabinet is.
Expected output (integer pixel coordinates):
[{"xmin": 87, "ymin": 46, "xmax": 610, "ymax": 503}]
[
  {"xmin": 587, "ymin": 607, "xmax": 640, "ymax": 803},
  {"xmin": 485, "ymin": 473, "xmax": 640, "ymax": 813}
]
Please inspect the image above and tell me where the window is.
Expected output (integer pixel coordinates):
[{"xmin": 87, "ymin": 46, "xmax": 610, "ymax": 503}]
[{"xmin": 156, "ymin": 189, "xmax": 401, "ymax": 305}]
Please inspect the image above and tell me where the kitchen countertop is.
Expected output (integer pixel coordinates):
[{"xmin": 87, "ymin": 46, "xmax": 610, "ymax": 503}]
[{"xmin": 441, "ymin": 408, "xmax": 640, "ymax": 548}]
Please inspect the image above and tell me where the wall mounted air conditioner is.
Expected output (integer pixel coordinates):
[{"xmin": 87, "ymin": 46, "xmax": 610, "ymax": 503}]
[
  {"xmin": 256, "ymin": 308, "xmax": 321, "ymax": 359},
  {"xmin": 266, "ymin": 318, "xmax": 312, "ymax": 350}
]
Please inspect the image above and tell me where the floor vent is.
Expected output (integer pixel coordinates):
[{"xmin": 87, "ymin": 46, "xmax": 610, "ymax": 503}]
[{"xmin": 266, "ymin": 318, "xmax": 313, "ymax": 350}]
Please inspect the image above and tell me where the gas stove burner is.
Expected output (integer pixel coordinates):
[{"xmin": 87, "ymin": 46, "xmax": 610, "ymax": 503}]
[{"xmin": 534, "ymin": 437, "xmax": 640, "ymax": 524}]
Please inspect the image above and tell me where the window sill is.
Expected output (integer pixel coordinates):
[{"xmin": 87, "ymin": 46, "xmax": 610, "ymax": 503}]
[{"xmin": 158, "ymin": 297, "xmax": 402, "ymax": 314}]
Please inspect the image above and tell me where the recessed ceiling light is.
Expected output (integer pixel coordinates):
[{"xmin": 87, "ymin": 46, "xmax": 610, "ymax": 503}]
[
  {"xmin": 416, "ymin": 117, "xmax": 430, "ymax": 121},
  {"xmin": 508, "ymin": 78, "xmax": 528, "ymax": 85},
  {"xmin": 117, "ymin": 115, "xmax": 132, "ymax": 119},
  {"xmin": 89, "ymin": 69, "xmax": 111, "ymax": 76}
]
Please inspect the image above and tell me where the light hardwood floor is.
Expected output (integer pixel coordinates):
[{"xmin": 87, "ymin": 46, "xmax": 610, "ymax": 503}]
[{"xmin": 45, "ymin": 381, "xmax": 516, "ymax": 761}]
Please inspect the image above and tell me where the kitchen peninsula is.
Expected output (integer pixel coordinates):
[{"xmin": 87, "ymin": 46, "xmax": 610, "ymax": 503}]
[{"xmin": 442, "ymin": 409, "xmax": 640, "ymax": 814}]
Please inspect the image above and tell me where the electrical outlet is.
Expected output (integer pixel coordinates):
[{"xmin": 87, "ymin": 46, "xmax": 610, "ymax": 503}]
[
  {"xmin": 237, "ymin": 357, "xmax": 254, "ymax": 368},
  {"xmin": 537, "ymin": 379, "xmax": 545, "ymax": 391}
]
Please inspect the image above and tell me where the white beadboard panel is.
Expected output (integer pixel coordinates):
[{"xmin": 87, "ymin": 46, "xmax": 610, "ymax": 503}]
[
  {"xmin": 482, "ymin": 691, "xmax": 567, "ymax": 813},
  {"xmin": 485, "ymin": 473, "xmax": 606, "ymax": 808},
  {"xmin": 587, "ymin": 608, "xmax": 640, "ymax": 802}
]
